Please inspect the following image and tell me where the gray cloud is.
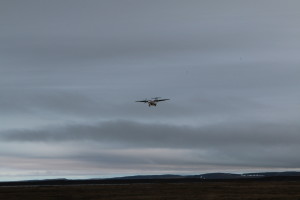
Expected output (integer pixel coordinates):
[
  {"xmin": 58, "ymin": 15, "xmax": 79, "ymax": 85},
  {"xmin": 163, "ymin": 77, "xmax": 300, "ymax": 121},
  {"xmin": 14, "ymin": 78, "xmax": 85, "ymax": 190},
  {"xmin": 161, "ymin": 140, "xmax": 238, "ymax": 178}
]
[
  {"xmin": 3, "ymin": 120, "xmax": 300, "ymax": 147},
  {"xmin": 2, "ymin": 120, "xmax": 300, "ymax": 170}
]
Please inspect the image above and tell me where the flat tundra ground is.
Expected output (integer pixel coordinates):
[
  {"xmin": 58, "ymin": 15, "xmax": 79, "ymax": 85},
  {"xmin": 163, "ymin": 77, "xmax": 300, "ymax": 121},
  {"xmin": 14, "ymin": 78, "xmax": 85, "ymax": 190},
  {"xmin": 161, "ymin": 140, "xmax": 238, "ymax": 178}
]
[{"xmin": 1, "ymin": 181, "xmax": 300, "ymax": 200}]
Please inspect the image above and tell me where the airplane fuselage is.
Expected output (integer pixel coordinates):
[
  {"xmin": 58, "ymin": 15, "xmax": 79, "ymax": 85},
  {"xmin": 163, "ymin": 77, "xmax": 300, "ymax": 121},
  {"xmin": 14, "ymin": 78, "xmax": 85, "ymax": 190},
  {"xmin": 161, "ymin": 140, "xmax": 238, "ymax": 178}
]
[{"xmin": 148, "ymin": 101, "xmax": 157, "ymax": 107}]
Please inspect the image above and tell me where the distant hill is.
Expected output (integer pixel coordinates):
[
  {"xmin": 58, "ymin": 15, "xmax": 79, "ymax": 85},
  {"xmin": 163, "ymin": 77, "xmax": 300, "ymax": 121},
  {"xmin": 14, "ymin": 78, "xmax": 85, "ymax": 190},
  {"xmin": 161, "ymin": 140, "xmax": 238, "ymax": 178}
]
[
  {"xmin": 243, "ymin": 171, "xmax": 300, "ymax": 177},
  {"xmin": 190, "ymin": 173, "xmax": 243, "ymax": 179},
  {"xmin": 114, "ymin": 171, "xmax": 300, "ymax": 180},
  {"xmin": 1, "ymin": 171, "xmax": 300, "ymax": 186}
]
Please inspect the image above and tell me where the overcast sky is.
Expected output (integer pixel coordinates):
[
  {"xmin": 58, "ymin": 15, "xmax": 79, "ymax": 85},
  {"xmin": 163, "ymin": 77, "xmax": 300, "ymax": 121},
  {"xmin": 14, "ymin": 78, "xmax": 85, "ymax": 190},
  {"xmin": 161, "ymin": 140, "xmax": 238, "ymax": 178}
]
[{"xmin": 1, "ymin": 0, "xmax": 300, "ymax": 181}]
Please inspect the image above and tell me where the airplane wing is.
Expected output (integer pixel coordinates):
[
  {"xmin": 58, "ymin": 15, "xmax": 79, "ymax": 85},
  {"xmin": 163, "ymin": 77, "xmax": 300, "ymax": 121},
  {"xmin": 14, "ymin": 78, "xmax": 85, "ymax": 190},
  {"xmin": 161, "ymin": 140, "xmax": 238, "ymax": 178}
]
[
  {"xmin": 136, "ymin": 100, "xmax": 148, "ymax": 103},
  {"xmin": 155, "ymin": 98, "xmax": 170, "ymax": 102}
]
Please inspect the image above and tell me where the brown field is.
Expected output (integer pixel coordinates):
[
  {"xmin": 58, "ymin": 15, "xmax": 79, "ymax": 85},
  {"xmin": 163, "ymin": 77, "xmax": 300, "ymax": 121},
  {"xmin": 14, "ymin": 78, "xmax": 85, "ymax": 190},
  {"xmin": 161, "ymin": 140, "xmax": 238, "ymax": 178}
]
[{"xmin": 1, "ymin": 181, "xmax": 300, "ymax": 200}]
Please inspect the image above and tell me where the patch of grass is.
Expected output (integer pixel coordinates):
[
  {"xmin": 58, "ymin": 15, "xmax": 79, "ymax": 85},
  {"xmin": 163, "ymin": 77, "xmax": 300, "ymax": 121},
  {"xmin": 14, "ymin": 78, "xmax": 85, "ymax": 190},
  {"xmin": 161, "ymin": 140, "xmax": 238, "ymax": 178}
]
[{"xmin": 1, "ymin": 181, "xmax": 300, "ymax": 200}]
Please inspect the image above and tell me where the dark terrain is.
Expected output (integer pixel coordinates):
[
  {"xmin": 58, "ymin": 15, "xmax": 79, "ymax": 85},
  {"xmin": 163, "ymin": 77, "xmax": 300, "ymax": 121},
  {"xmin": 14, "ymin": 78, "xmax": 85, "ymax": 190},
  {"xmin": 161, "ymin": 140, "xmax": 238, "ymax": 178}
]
[{"xmin": 1, "ymin": 172, "xmax": 300, "ymax": 199}]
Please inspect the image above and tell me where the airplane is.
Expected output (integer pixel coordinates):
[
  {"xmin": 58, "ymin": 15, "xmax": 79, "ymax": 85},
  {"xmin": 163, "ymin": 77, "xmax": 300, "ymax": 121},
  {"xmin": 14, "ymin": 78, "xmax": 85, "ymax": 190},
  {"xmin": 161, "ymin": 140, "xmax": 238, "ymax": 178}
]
[{"xmin": 136, "ymin": 97, "xmax": 170, "ymax": 107}]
